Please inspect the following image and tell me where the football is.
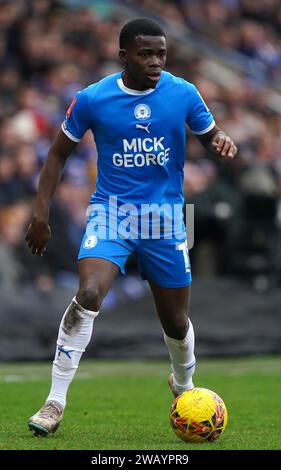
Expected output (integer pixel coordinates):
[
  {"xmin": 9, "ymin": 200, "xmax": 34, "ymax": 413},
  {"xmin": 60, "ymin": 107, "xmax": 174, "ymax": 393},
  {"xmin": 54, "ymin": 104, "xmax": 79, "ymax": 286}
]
[{"xmin": 169, "ymin": 387, "xmax": 228, "ymax": 443}]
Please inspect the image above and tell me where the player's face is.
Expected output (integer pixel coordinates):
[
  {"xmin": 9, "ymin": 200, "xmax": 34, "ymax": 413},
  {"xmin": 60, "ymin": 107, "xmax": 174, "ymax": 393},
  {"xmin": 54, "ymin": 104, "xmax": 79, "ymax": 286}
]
[{"xmin": 120, "ymin": 35, "xmax": 166, "ymax": 90}]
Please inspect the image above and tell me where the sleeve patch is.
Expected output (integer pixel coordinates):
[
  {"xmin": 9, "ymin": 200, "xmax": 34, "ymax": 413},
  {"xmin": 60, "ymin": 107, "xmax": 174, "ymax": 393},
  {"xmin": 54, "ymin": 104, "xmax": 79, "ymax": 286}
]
[{"xmin": 66, "ymin": 97, "xmax": 77, "ymax": 118}]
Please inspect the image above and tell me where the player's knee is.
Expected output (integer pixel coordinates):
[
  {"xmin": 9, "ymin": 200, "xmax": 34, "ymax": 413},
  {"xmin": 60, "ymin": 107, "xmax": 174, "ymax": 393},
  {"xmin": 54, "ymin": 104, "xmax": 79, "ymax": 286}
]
[
  {"xmin": 164, "ymin": 313, "xmax": 188, "ymax": 340},
  {"xmin": 166, "ymin": 326, "xmax": 187, "ymax": 340},
  {"xmin": 76, "ymin": 286, "xmax": 103, "ymax": 311}
]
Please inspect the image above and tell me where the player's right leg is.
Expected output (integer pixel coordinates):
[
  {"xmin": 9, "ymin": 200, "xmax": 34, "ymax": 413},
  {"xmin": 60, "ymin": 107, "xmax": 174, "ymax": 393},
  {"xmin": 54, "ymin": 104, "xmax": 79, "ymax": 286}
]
[{"xmin": 28, "ymin": 257, "xmax": 120, "ymax": 436}]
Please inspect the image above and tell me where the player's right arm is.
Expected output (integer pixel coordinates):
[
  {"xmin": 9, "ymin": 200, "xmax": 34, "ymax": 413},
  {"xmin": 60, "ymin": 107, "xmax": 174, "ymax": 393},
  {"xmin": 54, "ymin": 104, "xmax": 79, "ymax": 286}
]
[
  {"xmin": 26, "ymin": 88, "xmax": 91, "ymax": 256},
  {"xmin": 25, "ymin": 130, "xmax": 77, "ymax": 256}
]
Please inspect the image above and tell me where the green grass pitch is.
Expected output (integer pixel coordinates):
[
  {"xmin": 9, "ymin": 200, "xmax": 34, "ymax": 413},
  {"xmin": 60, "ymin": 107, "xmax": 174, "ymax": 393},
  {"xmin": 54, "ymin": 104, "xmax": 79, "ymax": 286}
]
[{"xmin": 0, "ymin": 356, "xmax": 280, "ymax": 450}]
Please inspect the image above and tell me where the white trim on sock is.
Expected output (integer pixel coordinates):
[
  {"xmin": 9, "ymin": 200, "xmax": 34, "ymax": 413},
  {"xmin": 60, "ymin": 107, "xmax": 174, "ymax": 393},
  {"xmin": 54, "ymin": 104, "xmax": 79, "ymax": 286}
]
[{"xmin": 72, "ymin": 296, "xmax": 99, "ymax": 318}]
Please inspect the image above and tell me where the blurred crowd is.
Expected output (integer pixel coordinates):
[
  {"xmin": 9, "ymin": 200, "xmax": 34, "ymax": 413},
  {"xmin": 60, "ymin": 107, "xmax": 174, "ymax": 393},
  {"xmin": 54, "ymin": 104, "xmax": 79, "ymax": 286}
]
[
  {"xmin": 0, "ymin": 0, "xmax": 280, "ymax": 293},
  {"xmin": 133, "ymin": 0, "xmax": 281, "ymax": 83}
]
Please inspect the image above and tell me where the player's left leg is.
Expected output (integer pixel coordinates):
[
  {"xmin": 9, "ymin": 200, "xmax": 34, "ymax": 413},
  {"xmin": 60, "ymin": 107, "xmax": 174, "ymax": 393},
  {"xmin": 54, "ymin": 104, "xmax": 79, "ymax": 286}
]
[
  {"xmin": 149, "ymin": 282, "xmax": 196, "ymax": 396},
  {"xmin": 138, "ymin": 237, "xmax": 195, "ymax": 396}
]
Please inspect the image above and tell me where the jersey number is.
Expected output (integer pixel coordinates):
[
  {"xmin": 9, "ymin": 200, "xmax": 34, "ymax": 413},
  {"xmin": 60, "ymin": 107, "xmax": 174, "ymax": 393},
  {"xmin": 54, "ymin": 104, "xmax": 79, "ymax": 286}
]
[{"xmin": 176, "ymin": 241, "xmax": 190, "ymax": 272}]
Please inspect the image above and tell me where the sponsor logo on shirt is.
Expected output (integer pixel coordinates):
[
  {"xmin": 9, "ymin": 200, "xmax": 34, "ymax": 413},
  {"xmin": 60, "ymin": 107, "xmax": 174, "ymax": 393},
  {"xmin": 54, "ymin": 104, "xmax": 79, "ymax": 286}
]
[{"xmin": 113, "ymin": 137, "xmax": 170, "ymax": 168}]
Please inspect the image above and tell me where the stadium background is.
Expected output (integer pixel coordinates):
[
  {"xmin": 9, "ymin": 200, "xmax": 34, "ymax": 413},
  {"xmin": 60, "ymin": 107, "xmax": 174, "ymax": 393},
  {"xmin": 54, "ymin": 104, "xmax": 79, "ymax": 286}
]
[{"xmin": 0, "ymin": 0, "xmax": 280, "ymax": 362}]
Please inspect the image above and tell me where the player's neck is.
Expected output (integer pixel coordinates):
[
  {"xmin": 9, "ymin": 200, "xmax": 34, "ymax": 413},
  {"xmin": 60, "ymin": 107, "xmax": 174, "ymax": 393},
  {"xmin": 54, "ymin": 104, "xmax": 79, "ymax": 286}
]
[{"xmin": 121, "ymin": 71, "xmax": 151, "ymax": 92}]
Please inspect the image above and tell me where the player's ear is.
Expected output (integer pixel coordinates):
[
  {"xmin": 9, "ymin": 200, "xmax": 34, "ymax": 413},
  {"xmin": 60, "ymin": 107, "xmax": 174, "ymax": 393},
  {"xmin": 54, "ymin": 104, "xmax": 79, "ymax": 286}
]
[{"xmin": 119, "ymin": 49, "xmax": 128, "ymax": 65}]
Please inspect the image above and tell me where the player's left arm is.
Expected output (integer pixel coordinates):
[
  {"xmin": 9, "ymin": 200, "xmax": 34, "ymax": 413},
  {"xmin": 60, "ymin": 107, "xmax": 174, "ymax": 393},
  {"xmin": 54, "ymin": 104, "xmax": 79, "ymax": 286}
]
[{"xmin": 196, "ymin": 124, "xmax": 238, "ymax": 159}]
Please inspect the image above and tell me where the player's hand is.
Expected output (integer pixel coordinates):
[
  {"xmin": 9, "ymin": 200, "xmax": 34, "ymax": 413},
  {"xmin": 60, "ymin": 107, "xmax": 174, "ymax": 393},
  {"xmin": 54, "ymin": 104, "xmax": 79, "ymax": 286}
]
[
  {"xmin": 211, "ymin": 132, "xmax": 237, "ymax": 159},
  {"xmin": 25, "ymin": 218, "xmax": 51, "ymax": 256}
]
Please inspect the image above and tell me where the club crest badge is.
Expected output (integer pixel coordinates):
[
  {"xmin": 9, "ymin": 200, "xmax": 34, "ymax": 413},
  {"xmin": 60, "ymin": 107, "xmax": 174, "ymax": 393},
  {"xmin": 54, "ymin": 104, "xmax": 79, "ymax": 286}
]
[
  {"xmin": 83, "ymin": 235, "xmax": 98, "ymax": 249},
  {"xmin": 134, "ymin": 104, "xmax": 151, "ymax": 120}
]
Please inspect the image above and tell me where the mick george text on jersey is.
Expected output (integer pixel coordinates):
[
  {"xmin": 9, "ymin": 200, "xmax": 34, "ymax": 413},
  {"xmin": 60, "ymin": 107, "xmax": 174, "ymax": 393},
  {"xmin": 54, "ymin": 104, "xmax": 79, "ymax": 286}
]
[{"xmin": 112, "ymin": 137, "xmax": 170, "ymax": 167}]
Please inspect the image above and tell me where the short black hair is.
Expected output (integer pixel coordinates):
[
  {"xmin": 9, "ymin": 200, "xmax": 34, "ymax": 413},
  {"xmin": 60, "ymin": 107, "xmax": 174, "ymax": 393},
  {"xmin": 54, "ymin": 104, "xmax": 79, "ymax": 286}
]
[{"xmin": 119, "ymin": 18, "xmax": 166, "ymax": 49}]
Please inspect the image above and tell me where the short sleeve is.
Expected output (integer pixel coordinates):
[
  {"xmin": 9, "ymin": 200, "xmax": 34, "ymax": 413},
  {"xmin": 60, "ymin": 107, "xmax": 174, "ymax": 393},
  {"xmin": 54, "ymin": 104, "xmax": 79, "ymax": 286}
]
[
  {"xmin": 62, "ymin": 89, "xmax": 90, "ymax": 142},
  {"xmin": 186, "ymin": 84, "xmax": 215, "ymax": 135}
]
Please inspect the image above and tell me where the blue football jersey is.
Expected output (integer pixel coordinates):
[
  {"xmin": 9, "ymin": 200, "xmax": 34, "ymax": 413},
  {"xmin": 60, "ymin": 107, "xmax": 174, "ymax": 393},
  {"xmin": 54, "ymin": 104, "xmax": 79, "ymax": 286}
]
[{"xmin": 62, "ymin": 71, "xmax": 214, "ymax": 235}]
